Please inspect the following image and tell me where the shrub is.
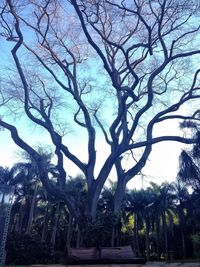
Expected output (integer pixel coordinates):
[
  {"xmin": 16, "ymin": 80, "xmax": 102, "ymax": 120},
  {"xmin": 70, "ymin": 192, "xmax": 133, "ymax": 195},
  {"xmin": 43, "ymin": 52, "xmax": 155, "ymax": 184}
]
[{"xmin": 6, "ymin": 232, "xmax": 52, "ymax": 265}]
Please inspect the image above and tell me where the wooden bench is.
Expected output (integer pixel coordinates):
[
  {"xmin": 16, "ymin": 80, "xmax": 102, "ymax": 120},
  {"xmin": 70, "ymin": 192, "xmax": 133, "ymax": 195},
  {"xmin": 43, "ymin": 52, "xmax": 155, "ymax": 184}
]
[{"xmin": 66, "ymin": 246, "xmax": 146, "ymax": 265}]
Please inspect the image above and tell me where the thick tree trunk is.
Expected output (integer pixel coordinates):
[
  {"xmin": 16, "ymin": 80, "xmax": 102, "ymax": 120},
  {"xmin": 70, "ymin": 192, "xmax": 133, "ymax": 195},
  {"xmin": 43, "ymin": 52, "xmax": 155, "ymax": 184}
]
[
  {"xmin": 26, "ymin": 183, "xmax": 38, "ymax": 235},
  {"xmin": 64, "ymin": 212, "xmax": 73, "ymax": 254},
  {"xmin": 116, "ymin": 223, "xmax": 122, "ymax": 246},
  {"xmin": 51, "ymin": 202, "xmax": 60, "ymax": 249},
  {"xmin": 76, "ymin": 226, "xmax": 82, "ymax": 248},
  {"xmin": 113, "ymin": 178, "xmax": 126, "ymax": 213},
  {"xmin": 110, "ymin": 179, "xmax": 125, "ymax": 247},
  {"xmin": 111, "ymin": 225, "xmax": 115, "ymax": 247},
  {"xmin": 41, "ymin": 202, "xmax": 49, "ymax": 242},
  {"xmin": 15, "ymin": 202, "xmax": 25, "ymax": 234}
]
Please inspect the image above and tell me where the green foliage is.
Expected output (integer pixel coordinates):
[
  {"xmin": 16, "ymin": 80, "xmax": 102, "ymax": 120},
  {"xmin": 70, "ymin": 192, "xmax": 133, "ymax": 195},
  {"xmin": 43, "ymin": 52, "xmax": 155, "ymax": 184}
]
[
  {"xmin": 6, "ymin": 232, "xmax": 52, "ymax": 265},
  {"xmin": 84, "ymin": 210, "xmax": 116, "ymax": 247},
  {"xmin": 191, "ymin": 233, "xmax": 200, "ymax": 258},
  {"xmin": 2, "ymin": 154, "xmax": 200, "ymax": 262}
]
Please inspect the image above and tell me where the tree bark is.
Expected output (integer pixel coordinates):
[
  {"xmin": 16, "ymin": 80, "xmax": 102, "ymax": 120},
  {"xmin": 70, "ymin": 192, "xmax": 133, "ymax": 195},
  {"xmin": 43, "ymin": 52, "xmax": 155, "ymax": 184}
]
[
  {"xmin": 26, "ymin": 182, "xmax": 38, "ymax": 235},
  {"xmin": 15, "ymin": 202, "xmax": 25, "ymax": 234},
  {"xmin": 113, "ymin": 179, "xmax": 126, "ymax": 213},
  {"xmin": 64, "ymin": 212, "xmax": 73, "ymax": 254},
  {"xmin": 145, "ymin": 219, "xmax": 150, "ymax": 260},
  {"xmin": 111, "ymin": 225, "xmax": 115, "ymax": 247},
  {"xmin": 162, "ymin": 211, "xmax": 169, "ymax": 261},
  {"xmin": 41, "ymin": 202, "xmax": 49, "ymax": 242},
  {"xmin": 179, "ymin": 206, "xmax": 186, "ymax": 260},
  {"xmin": 51, "ymin": 202, "xmax": 60, "ymax": 250},
  {"xmin": 156, "ymin": 219, "xmax": 160, "ymax": 260},
  {"xmin": 134, "ymin": 212, "xmax": 140, "ymax": 256},
  {"xmin": 76, "ymin": 225, "xmax": 82, "ymax": 248}
]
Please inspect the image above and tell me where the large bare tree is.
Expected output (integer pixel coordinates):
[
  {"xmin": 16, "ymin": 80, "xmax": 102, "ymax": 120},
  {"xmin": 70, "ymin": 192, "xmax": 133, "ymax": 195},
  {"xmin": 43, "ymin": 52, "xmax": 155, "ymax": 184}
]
[{"xmin": 0, "ymin": 0, "xmax": 200, "ymax": 224}]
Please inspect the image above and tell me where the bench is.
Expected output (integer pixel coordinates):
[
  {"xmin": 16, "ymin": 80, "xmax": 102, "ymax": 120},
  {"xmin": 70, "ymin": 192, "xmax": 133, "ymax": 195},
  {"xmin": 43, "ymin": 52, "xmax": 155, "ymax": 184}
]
[{"xmin": 66, "ymin": 246, "xmax": 146, "ymax": 265}]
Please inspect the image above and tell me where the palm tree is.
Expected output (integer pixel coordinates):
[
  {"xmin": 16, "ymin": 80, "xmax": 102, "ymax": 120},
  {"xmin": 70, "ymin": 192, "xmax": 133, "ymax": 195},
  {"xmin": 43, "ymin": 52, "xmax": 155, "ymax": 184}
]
[
  {"xmin": 149, "ymin": 182, "xmax": 176, "ymax": 261},
  {"xmin": 0, "ymin": 167, "xmax": 11, "ymax": 185},
  {"xmin": 7, "ymin": 146, "xmax": 57, "ymax": 235},
  {"xmin": 178, "ymin": 150, "xmax": 200, "ymax": 192},
  {"xmin": 64, "ymin": 175, "xmax": 87, "ymax": 249},
  {"xmin": 98, "ymin": 180, "xmax": 116, "ymax": 246},
  {"xmin": 126, "ymin": 188, "xmax": 155, "ymax": 259},
  {"xmin": 126, "ymin": 189, "xmax": 146, "ymax": 256},
  {"xmin": 142, "ymin": 189, "xmax": 155, "ymax": 260},
  {"xmin": 173, "ymin": 181, "xmax": 189, "ymax": 260}
]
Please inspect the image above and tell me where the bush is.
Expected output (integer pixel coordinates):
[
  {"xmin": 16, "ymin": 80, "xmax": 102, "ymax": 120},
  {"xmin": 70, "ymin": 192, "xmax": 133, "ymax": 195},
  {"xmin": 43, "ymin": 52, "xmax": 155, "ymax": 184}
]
[
  {"xmin": 6, "ymin": 232, "xmax": 52, "ymax": 265},
  {"xmin": 191, "ymin": 232, "xmax": 200, "ymax": 258}
]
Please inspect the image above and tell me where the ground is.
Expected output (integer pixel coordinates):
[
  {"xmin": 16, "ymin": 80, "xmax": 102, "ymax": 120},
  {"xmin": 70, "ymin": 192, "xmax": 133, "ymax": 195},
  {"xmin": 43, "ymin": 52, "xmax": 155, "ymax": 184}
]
[{"xmin": 31, "ymin": 262, "xmax": 200, "ymax": 267}]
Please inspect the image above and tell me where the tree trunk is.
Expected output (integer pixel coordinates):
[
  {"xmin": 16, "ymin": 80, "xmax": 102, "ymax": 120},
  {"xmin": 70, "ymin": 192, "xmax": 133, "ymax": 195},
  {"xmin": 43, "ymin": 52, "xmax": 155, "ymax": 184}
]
[
  {"xmin": 41, "ymin": 202, "xmax": 49, "ymax": 242},
  {"xmin": 51, "ymin": 202, "xmax": 60, "ymax": 250},
  {"xmin": 156, "ymin": 219, "xmax": 160, "ymax": 260},
  {"xmin": 179, "ymin": 207, "xmax": 186, "ymax": 260},
  {"xmin": 145, "ymin": 219, "xmax": 150, "ymax": 260},
  {"xmin": 64, "ymin": 212, "xmax": 73, "ymax": 255},
  {"xmin": 162, "ymin": 211, "xmax": 169, "ymax": 261},
  {"xmin": 113, "ymin": 181, "xmax": 125, "ymax": 213},
  {"xmin": 26, "ymin": 182, "xmax": 38, "ymax": 235},
  {"xmin": 111, "ymin": 225, "xmax": 115, "ymax": 247},
  {"xmin": 15, "ymin": 202, "xmax": 25, "ymax": 234},
  {"xmin": 134, "ymin": 212, "xmax": 140, "ymax": 256},
  {"xmin": 111, "ymin": 179, "xmax": 125, "ymax": 247},
  {"xmin": 116, "ymin": 224, "xmax": 121, "ymax": 247},
  {"xmin": 181, "ymin": 229, "xmax": 186, "ymax": 260},
  {"xmin": 76, "ymin": 226, "xmax": 82, "ymax": 248}
]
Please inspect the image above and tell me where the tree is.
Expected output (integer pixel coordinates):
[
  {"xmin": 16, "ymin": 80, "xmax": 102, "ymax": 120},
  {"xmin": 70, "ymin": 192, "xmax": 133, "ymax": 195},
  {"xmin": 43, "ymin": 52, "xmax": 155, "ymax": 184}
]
[
  {"xmin": 0, "ymin": 0, "xmax": 200, "ymax": 228},
  {"xmin": 0, "ymin": 167, "xmax": 11, "ymax": 185},
  {"xmin": 173, "ymin": 181, "xmax": 189, "ymax": 259},
  {"xmin": 126, "ymin": 189, "xmax": 145, "ymax": 256},
  {"xmin": 149, "ymin": 182, "xmax": 176, "ymax": 260},
  {"xmin": 179, "ymin": 132, "xmax": 200, "ymax": 192}
]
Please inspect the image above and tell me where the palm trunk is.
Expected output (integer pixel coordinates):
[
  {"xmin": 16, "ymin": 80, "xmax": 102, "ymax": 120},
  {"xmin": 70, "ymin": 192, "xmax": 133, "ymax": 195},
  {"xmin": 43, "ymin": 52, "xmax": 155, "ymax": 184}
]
[
  {"xmin": 162, "ymin": 211, "xmax": 169, "ymax": 261},
  {"xmin": 134, "ymin": 212, "xmax": 140, "ymax": 256},
  {"xmin": 156, "ymin": 219, "xmax": 160, "ymax": 260},
  {"xmin": 179, "ymin": 207, "xmax": 186, "ymax": 260},
  {"xmin": 181, "ymin": 229, "xmax": 186, "ymax": 260},
  {"xmin": 145, "ymin": 219, "xmax": 150, "ymax": 260}
]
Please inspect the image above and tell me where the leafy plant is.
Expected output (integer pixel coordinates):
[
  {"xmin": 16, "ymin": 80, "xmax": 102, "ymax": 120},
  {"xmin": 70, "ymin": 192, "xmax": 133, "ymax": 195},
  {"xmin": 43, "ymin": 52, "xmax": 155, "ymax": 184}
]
[{"xmin": 6, "ymin": 232, "xmax": 52, "ymax": 265}]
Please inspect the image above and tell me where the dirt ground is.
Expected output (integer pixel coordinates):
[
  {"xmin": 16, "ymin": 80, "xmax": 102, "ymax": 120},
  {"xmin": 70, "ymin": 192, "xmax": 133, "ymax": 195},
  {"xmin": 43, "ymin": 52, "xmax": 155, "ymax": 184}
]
[{"xmin": 32, "ymin": 262, "xmax": 200, "ymax": 267}]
